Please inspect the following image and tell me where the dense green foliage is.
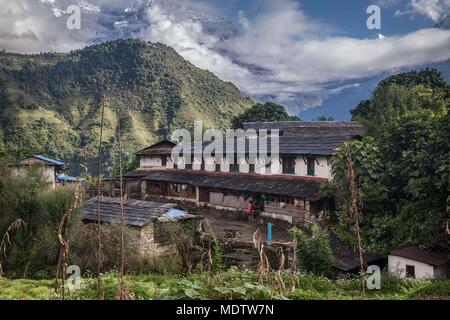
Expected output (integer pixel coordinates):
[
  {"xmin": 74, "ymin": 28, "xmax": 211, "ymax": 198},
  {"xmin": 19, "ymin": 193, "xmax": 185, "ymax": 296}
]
[
  {"xmin": 0, "ymin": 39, "xmax": 253, "ymax": 175},
  {"xmin": 1, "ymin": 269, "xmax": 449, "ymax": 300},
  {"xmin": 231, "ymin": 102, "xmax": 300, "ymax": 129},
  {"xmin": 289, "ymin": 225, "xmax": 334, "ymax": 277},
  {"xmin": 332, "ymin": 69, "xmax": 449, "ymax": 253},
  {"xmin": 0, "ymin": 169, "xmax": 77, "ymax": 278},
  {"xmin": 314, "ymin": 115, "xmax": 334, "ymax": 121},
  {"xmin": 351, "ymin": 68, "xmax": 449, "ymax": 120}
]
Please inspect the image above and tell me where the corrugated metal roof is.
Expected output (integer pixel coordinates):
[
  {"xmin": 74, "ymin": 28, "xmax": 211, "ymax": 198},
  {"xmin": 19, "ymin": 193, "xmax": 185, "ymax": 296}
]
[
  {"xmin": 33, "ymin": 155, "xmax": 65, "ymax": 166},
  {"xmin": 57, "ymin": 174, "xmax": 85, "ymax": 182}
]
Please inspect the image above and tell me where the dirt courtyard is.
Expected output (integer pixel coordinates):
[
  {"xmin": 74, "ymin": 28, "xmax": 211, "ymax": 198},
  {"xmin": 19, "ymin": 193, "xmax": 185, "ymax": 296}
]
[{"xmin": 202, "ymin": 211, "xmax": 293, "ymax": 245}]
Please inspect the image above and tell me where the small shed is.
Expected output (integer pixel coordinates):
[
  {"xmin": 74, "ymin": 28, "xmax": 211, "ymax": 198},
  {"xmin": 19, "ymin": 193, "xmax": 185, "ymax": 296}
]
[
  {"xmin": 82, "ymin": 197, "xmax": 198, "ymax": 255},
  {"xmin": 388, "ymin": 246, "xmax": 450, "ymax": 279}
]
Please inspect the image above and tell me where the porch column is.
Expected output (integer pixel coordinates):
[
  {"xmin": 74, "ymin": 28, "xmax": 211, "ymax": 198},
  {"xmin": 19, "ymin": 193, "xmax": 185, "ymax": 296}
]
[
  {"xmin": 140, "ymin": 180, "xmax": 147, "ymax": 200},
  {"xmin": 305, "ymin": 200, "xmax": 311, "ymax": 220}
]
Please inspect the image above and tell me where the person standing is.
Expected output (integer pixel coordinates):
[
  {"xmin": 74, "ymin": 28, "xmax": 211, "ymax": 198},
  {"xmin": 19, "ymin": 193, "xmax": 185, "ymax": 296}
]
[{"xmin": 246, "ymin": 200, "xmax": 254, "ymax": 221}]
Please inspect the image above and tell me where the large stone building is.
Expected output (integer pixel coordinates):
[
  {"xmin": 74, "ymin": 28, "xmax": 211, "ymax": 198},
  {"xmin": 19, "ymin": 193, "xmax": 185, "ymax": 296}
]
[{"xmin": 118, "ymin": 121, "xmax": 364, "ymax": 224}]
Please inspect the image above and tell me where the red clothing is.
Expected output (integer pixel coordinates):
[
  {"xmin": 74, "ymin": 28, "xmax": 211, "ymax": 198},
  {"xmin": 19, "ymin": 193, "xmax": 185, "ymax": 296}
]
[{"xmin": 246, "ymin": 203, "xmax": 254, "ymax": 215}]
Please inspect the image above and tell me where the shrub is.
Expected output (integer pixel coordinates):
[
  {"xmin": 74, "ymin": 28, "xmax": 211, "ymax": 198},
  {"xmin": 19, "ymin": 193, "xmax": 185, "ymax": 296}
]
[{"xmin": 289, "ymin": 224, "xmax": 334, "ymax": 277}]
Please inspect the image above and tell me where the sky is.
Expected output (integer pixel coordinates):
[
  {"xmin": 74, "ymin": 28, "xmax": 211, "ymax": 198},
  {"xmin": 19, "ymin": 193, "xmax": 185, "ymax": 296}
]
[{"xmin": 0, "ymin": 0, "xmax": 449, "ymax": 120}]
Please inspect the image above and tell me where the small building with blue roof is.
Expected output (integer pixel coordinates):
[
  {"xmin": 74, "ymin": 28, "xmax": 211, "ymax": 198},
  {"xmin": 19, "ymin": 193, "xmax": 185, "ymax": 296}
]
[{"xmin": 10, "ymin": 155, "xmax": 82, "ymax": 189}]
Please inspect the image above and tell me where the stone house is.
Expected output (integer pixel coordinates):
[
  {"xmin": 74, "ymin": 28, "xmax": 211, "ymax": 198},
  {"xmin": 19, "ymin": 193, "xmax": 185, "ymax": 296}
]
[{"xmin": 82, "ymin": 197, "xmax": 198, "ymax": 256}]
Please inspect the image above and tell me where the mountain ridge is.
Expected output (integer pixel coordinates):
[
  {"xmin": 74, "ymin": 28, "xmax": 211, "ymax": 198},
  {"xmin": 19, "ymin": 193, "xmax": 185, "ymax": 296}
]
[{"xmin": 0, "ymin": 39, "xmax": 253, "ymax": 174}]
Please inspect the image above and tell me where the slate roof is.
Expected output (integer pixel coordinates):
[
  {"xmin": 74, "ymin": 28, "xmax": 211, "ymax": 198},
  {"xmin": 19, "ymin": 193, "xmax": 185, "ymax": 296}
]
[
  {"xmin": 330, "ymin": 234, "xmax": 382, "ymax": 272},
  {"xmin": 135, "ymin": 140, "xmax": 176, "ymax": 156},
  {"xmin": 140, "ymin": 122, "xmax": 363, "ymax": 157},
  {"xmin": 390, "ymin": 246, "xmax": 450, "ymax": 266},
  {"xmin": 82, "ymin": 197, "xmax": 195, "ymax": 227},
  {"xmin": 143, "ymin": 170, "xmax": 327, "ymax": 201},
  {"xmin": 123, "ymin": 170, "xmax": 157, "ymax": 180},
  {"xmin": 243, "ymin": 121, "xmax": 364, "ymax": 134}
]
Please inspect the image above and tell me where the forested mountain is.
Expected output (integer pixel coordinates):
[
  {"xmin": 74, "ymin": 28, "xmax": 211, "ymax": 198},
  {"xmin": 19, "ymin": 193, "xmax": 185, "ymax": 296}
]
[{"xmin": 0, "ymin": 39, "xmax": 253, "ymax": 174}]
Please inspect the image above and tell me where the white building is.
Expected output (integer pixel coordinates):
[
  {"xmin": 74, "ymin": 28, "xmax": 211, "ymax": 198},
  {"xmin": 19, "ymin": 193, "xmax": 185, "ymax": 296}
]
[
  {"xmin": 119, "ymin": 122, "xmax": 364, "ymax": 224},
  {"xmin": 388, "ymin": 246, "xmax": 450, "ymax": 280},
  {"xmin": 10, "ymin": 155, "xmax": 67, "ymax": 189}
]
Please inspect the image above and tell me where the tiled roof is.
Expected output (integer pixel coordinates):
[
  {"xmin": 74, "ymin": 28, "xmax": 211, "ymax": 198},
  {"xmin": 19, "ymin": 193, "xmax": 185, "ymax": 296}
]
[
  {"xmin": 135, "ymin": 140, "xmax": 176, "ymax": 155},
  {"xmin": 243, "ymin": 121, "xmax": 364, "ymax": 133},
  {"xmin": 136, "ymin": 122, "xmax": 364, "ymax": 158},
  {"xmin": 390, "ymin": 246, "xmax": 450, "ymax": 266},
  {"xmin": 82, "ymin": 197, "xmax": 195, "ymax": 227},
  {"xmin": 143, "ymin": 170, "xmax": 327, "ymax": 201}
]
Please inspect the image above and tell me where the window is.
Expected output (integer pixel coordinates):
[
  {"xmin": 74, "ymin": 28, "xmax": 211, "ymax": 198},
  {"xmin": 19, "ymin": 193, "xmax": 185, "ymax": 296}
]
[
  {"xmin": 405, "ymin": 265, "xmax": 416, "ymax": 278},
  {"xmin": 215, "ymin": 163, "xmax": 221, "ymax": 172},
  {"xmin": 249, "ymin": 164, "xmax": 255, "ymax": 173},
  {"xmin": 161, "ymin": 156, "xmax": 167, "ymax": 167},
  {"xmin": 307, "ymin": 157, "xmax": 315, "ymax": 176},
  {"xmin": 173, "ymin": 163, "xmax": 178, "ymax": 170},
  {"xmin": 282, "ymin": 157, "xmax": 296, "ymax": 174}
]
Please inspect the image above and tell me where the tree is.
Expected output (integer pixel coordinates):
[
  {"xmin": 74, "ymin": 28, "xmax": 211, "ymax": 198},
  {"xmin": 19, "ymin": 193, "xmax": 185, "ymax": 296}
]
[
  {"xmin": 377, "ymin": 68, "xmax": 448, "ymax": 93},
  {"xmin": 336, "ymin": 71, "xmax": 449, "ymax": 253},
  {"xmin": 314, "ymin": 115, "xmax": 334, "ymax": 121},
  {"xmin": 289, "ymin": 224, "xmax": 334, "ymax": 277},
  {"xmin": 378, "ymin": 107, "xmax": 449, "ymax": 250},
  {"xmin": 351, "ymin": 68, "xmax": 449, "ymax": 121},
  {"xmin": 0, "ymin": 168, "xmax": 77, "ymax": 278},
  {"xmin": 231, "ymin": 102, "xmax": 300, "ymax": 129}
]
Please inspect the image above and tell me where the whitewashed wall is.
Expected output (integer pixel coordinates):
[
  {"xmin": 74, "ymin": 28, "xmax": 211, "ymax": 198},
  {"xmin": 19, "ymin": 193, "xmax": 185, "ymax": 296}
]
[
  {"xmin": 388, "ymin": 255, "xmax": 436, "ymax": 279},
  {"xmin": 161, "ymin": 152, "xmax": 333, "ymax": 180},
  {"xmin": 140, "ymin": 156, "xmax": 162, "ymax": 168},
  {"xmin": 315, "ymin": 156, "xmax": 332, "ymax": 179},
  {"xmin": 14, "ymin": 165, "xmax": 56, "ymax": 188}
]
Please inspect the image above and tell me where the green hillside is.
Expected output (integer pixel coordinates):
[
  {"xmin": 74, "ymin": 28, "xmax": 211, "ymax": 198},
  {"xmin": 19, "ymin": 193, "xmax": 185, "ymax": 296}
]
[{"xmin": 0, "ymin": 39, "xmax": 253, "ymax": 174}]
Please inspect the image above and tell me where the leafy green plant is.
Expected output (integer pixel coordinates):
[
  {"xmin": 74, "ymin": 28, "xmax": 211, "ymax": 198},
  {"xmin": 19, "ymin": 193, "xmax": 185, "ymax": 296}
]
[{"xmin": 289, "ymin": 225, "xmax": 334, "ymax": 277}]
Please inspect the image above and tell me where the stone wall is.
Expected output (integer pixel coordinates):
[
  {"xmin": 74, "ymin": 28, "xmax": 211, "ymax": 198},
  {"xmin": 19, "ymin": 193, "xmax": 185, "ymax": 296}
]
[{"xmin": 130, "ymin": 225, "xmax": 175, "ymax": 256}]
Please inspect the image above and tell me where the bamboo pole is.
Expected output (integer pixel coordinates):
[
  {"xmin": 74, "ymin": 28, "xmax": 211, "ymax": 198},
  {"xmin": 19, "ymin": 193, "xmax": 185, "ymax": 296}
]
[
  {"xmin": 96, "ymin": 96, "xmax": 105, "ymax": 299},
  {"xmin": 117, "ymin": 109, "xmax": 125, "ymax": 300},
  {"xmin": 344, "ymin": 144, "xmax": 365, "ymax": 294}
]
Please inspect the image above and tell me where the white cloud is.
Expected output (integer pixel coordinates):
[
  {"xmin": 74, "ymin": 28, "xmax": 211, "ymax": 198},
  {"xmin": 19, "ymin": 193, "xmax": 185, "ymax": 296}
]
[
  {"xmin": 410, "ymin": 0, "xmax": 450, "ymax": 22},
  {"xmin": 220, "ymin": 0, "xmax": 450, "ymax": 94},
  {"xmin": 237, "ymin": 10, "xmax": 250, "ymax": 30},
  {"xmin": 395, "ymin": 0, "xmax": 450, "ymax": 22}
]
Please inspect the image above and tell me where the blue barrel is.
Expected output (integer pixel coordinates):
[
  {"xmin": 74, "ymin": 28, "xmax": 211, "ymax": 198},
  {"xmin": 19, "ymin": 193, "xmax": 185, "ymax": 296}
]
[{"xmin": 267, "ymin": 222, "xmax": 272, "ymax": 244}]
